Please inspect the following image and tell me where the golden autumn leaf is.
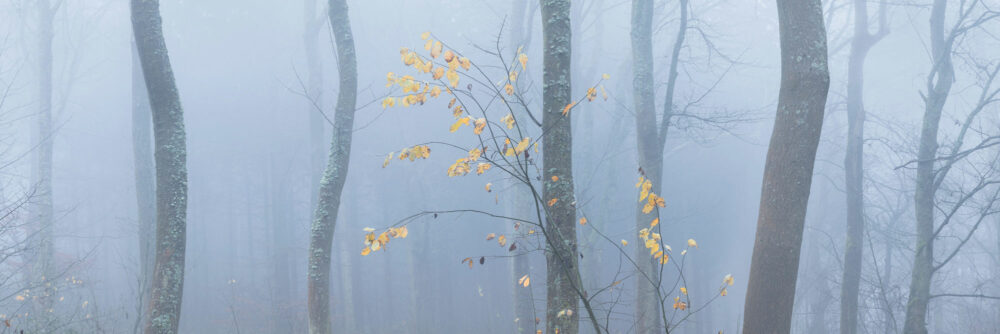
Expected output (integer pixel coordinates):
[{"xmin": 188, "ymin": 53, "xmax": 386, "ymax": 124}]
[
  {"xmin": 500, "ymin": 114, "xmax": 515, "ymax": 129},
  {"xmin": 515, "ymin": 137, "xmax": 530, "ymax": 154},
  {"xmin": 504, "ymin": 83, "xmax": 514, "ymax": 96},
  {"xmin": 486, "ymin": 233, "xmax": 496, "ymax": 241},
  {"xmin": 586, "ymin": 87, "xmax": 597, "ymax": 101},
  {"xmin": 459, "ymin": 57, "xmax": 471, "ymax": 70},
  {"xmin": 446, "ymin": 69, "xmax": 460, "ymax": 88},
  {"xmin": 398, "ymin": 226, "xmax": 408, "ymax": 238},
  {"xmin": 473, "ymin": 118, "xmax": 487, "ymax": 135},
  {"xmin": 443, "ymin": 50, "xmax": 455, "ymax": 63},
  {"xmin": 650, "ymin": 218, "xmax": 659, "ymax": 228},
  {"xmin": 509, "ymin": 71, "xmax": 518, "ymax": 82},
  {"xmin": 463, "ymin": 257, "xmax": 474, "ymax": 269},
  {"xmin": 450, "ymin": 116, "xmax": 471, "ymax": 132},
  {"xmin": 579, "ymin": 217, "xmax": 587, "ymax": 225},
  {"xmin": 430, "ymin": 41, "xmax": 443, "ymax": 58},
  {"xmin": 600, "ymin": 85, "xmax": 608, "ymax": 101},
  {"xmin": 485, "ymin": 182, "xmax": 492, "ymax": 192},
  {"xmin": 687, "ymin": 239, "xmax": 698, "ymax": 248},
  {"xmin": 602, "ymin": 73, "xmax": 610, "ymax": 80},
  {"xmin": 476, "ymin": 162, "xmax": 491, "ymax": 175},
  {"xmin": 721, "ymin": 288, "xmax": 728, "ymax": 296},
  {"xmin": 621, "ymin": 239, "xmax": 629, "ymax": 247},
  {"xmin": 453, "ymin": 105, "xmax": 464, "ymax": 118},
  {"xmin": 361, "ymin": 247, "xmax": 371, "ymax": 256},
  {"xmin": 498, "ymin": 235, "xmax": 507, "ymax": 247},
  {"xmin": 562, "ymin": 102, "xmax": 576, "ymax": 116},
  {"xmin": 724, "ymin": 274, "xmax": 734, "ymax": 286},
  {"xmin": 383, "ymin": 152, "xmax": 393, "ymax": 168},
  {"xmin": 430, "ymin": 86, "xmax": 442, "ymax": 98},
  {"xmin": 551, "ymin": 175, "xmax": 559, "ymax": 182},
  {"xmin": 680, "ymin": 287, "xmax": 688, "ymax": 295},
  {"xmin": 518, "ymin": 53, "xmax": 528, "ymax": 71},
  {"xmin": 518, "ymin": 274, "xmax": 530, "ymax": 287},
  {"xmin": 547, "ymin": 198, "xmax": 558, "ymax": 207},
  {"xmin": 421, "ymin": 31, "xmax": 430, "ymax": 40},
  {"xmin": 433, "ymin": 67, "xmax": 445, "ymax": 80}
]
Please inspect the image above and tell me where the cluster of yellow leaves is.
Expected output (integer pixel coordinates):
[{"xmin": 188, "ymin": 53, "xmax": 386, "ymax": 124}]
[
  {"xmin": 382, "ymin": 72, "xmax": 442, "ymax": 108},
  {"xmin": 447, "ymin": 147, "xmax": 488, "ymax": 177},
  {"xmin": 556, "ymin": 309, "xmax": 574, "ymax": 318},
  {"xmin": 485, "ymin": 232, "xmax": 509, "ymax": 247},
  {"xmin": 636, "ymin": 176, "xmax": 667, "ymax": 213},
  {"xmin": 383, "ymin": 145, "xmax": 432, "ymax": 168},
  {"xmin": 518, "ymin": 274, "xmax": 530, "ymax": 287},
  {"xmin": 639, "ymin": 223, "xmax": 669, "ymax": 265},
  {"xmin": 502, "ymin": 137, "xmax": 531, "ymax": 157},
  {"xmin": 361, "ymin": 226, "xmax": 409, "ymax": 256},
  {"xmin": 560, "ymin": 73, "xmax": 610, "ymax": 116}
]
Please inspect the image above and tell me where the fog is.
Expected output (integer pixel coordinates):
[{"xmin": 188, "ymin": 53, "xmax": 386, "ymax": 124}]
[{"xmin": 0, "ymin": 0, "xmax": 998, "ymax": 333}]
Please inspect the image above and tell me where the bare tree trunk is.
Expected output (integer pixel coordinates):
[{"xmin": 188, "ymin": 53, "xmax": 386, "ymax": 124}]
[
  {"xmin": 630, "ymin": 1, "xmax": 664, "ymax": 332},
  {"xmin": 131, "ymin": 1, "xmax": 190, "ymax": 333},
  {"xmin": 540, "ymin": 1, "xmax": 580, "ymax": 333},
  {"xmin": 306, "ymin": 0, "xmax": 357, "ymax": 332},
  {"xmin": 841, "ymin": 1, "xmax": 886, "ymax": 333},
  {"xmin": 902, "ymin": 1, "xmax": 951, "ymax": 333},
  {"xmin": 30, "ymin": 0, "xmax": 56, "ymax": 325},
  {"xmin": 131, "ymin": 41, "xmax": 156, "ymax": 334},
  {"xmin": 741, "ymin": 0, "xmax": 830, "ymax": 332}
]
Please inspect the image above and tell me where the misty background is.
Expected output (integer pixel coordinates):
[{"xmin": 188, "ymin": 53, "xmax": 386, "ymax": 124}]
[{"xmin": 0, "ymin": 0, "xmax": 997, "ymax": 333}]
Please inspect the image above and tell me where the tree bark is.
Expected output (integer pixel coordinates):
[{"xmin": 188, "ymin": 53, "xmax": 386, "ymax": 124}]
[
  {"xmin": 742, "ymin": 0, "xmax": 830, "ymax": 332},
  {"xmin": 840, "ymin": 0, "xmax": 885, "ymax": 333},
  {"xmin": 306, "ymin": 0, "xmax": 357, "ymax": 332},
  {"xmin": 629, "ymin": 1, "xmax": 664, "ymax": 332},
  {"xmin": 540, "ymin": 1, "xmax": 580, "ymax": 333},
  {"xmin": 131, "ymin": 41, "xmax": 156, "ymax": 334},
  {"xmin": 304, "ymin": 0, "xmax": 325, "ymax": 212},
  {"xmin": 131, "ymin": 1, "xmax": 190, "ymax": 333},
  {"xmin": 902, "ymin": 1, "xmax": 952, "ymax": 333}
]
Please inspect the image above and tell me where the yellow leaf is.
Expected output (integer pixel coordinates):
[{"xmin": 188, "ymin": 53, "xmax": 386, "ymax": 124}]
[
  {"xmin": 515, "ymin": 137, "xmax": 531, "ymax": 154},
  {"xmin": 509, "ymin": 71, "xmax": 518, "ymax": 82},
  {"xmin": 448, "ymin": 98, "xmax": 457, "ymax": 109},
  {"xmin": 621, "ymin": 239, "xmax": 629, "ymax": 247},
  {"xmin": 505, "ymin": 148, "xmax": 515, "ymax": 156},
  {"xmin": 500, "ymin": 114, "xmax": 515, "ymax": 129},
  {"xmin": 498, "ymin": 235, "xmax": 507, "ymax": 247},
  {"xmin": 459, "ymin": 57, "xmax": 471, "ymax": 70},
  {"xmin": 476, "ymin": 163, "xmax": 491, "ymax": 175},
  {"xmin": 579, "ymin": 217, "xmax": 587, "ymax": 225},
  {"xmin": 680, "ymin": 287, "xmax": 688, "ymax": 295},
  {"xmin": 504, "ymin": 83, "xmax": 514, "ymax": 96},
  {"xmin": 724, "ymin": 274, "xmax": 734, "ymax": 286},
  {"xmin": 383, "ymin": 152, "xmax": 393, "ymax": 168},
  {"xmin": 450, "ymin": 116, "xmax": 471, "ymax": 132},
  {"xmin": 547, "ymin": 198, "xmax": 558, "ymax": 207},
  {"xmin": 551, "ymin": 175, "xmax": 559, "ymax": 182},
  {"xmin": 398, "ymin": 226, "xmax": 408, "ymax": 238},
  {"xmin": 562, "ymin": 102, "xmax": 576, "ymax": 116},
  {"xmin": 446, "ymin": 69, "xmax": 460, "ymax": 88},
  {"xmin": 443, "ymin": 50, "xmax": 455, "ymax": 63},
  {"xmin": 602, "ymin": 73, "xmax": 610, "ymax": 80},
  {"xmin": 642, "ymin": 201, "xmax": 655, "ymax": 214},
  {"xmin": 721, "ymin": 288, "xmax": 728, "ymax": 296},
  {"xmin": 650, "ymin": 218, "xmax": 659, "ymax": 228},
  {"xmin": 430, "ymin": 86, "xmax": 442, "ymax": 98},
  {"xmin": 361, "ymin": 247, "xmax": 371, "ymax": 256},
  {"xmin": 453, "ymin": 105, "xmax": 464, "ymax": 118},
  {"xmin": 424, "ymin": 39, "xmax": 433, "ymax": 51},
  {"xmin": 660, "ymin": 252, "xmax": 669, "ymax": 264},
  {"xmin": 485, "ymin": 182, "xmax": 492, "ymax": 192},
  {"xmin": 600, "ymin": 85, "xmax": 608, "ymax": 101},
  {"xmin": 474, "ymin": 118, "xmax": 487, "ymax": 135},
  {"xmin": 431, "ymin": 41, "xmax": 443, "ymax": 58},
  {"xmin": 688, "ymin": 239, "xmax": 698, "ymax": 248},
  {"xmin": 519, "ymin": 274, "xmax": 530, "ymax": 287},
  {"xmin": 421, "ymin": 31, "xmax": 430, "ymax": 40},
  {"xmin": 433, "ymin": 67, "xmax": 445, "ymax": 80},
  {"xmin": 486, "ymin": 233, "xmax": 496, "ymax": 241},
  {"xmin": 518, "ymin": 53, "xmax": 528, "ymax": 70},
  {"xmin": 586, "ymin": 87, "xmax": 597, "ymax": 101}
]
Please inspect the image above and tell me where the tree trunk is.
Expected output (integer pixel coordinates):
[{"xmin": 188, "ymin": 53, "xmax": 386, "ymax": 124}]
[
  {"xmin": 31, "ymin": 0, "xmax": 56, "ymax": 324},
  {"xmin": 304, "ymin": 0, "xmax": 325, "ymax": 211},
  {"xmin": 902, "ymin": 1, "xmax": 951, "ymax": 333},
  {"xmin": 131, "ymin": 41, "xmax": 157, "ymax": 334},
  {"xmin": 741, "ymin": 0, "xmax": 830, "ymax": 332},
  {"xmin": 306, "ymin": 0, "xmax": 357, "ymax": 332},
  {"xmin": 840, "ymin": 0, "xmax": 885, "ymax": 332},
  {"xmin": 630, "ymin": 1, "xmax": 664, "ymax": 332},
  {"xmin": 131, "ymin": 1, "xmax": 190, "ymax": 333},
  {"xmin": 540, "ymin": 1, "xmax": 580, "ymax": 333}
]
